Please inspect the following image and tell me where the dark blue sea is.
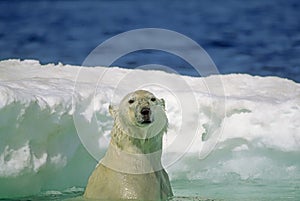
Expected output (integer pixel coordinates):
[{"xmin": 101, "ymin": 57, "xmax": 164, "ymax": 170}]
[{"xmin": 0, "ymin": 0, "xmax": 299, "ymax": 82}]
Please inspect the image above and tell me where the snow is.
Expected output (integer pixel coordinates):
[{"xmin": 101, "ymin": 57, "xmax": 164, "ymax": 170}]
[{"xmin": 0, "ymin": 59, "xmax": 299, "ymax": 197}]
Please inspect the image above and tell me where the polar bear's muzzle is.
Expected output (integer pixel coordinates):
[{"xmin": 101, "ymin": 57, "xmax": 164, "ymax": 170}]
[{"xmin": 140, "ymin": 107, "xmax": 152, "ymax": 124}]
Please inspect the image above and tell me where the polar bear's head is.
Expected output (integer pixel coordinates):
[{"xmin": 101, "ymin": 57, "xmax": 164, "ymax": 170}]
[{"xmin": 109, "ymin": 90, "xmax": 168, "ymax": 139}]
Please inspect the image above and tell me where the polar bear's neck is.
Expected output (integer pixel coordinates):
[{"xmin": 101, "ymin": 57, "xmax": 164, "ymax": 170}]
[
  {"xmin": 100, "ymin": 122, "xmax": 167, "ymax": 174},
  {"xmin": 101, "ymin": 141, "xmax": 164, "ymax": 174},
  {"xmin": 110, "ymin": 121, "xmax": 166, "ymax": 154}
]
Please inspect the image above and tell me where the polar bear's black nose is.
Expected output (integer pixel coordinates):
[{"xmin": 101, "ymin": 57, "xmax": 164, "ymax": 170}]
[{"xmin": 141, "ymin": 107, "xmax": 150, "ymax": 115}]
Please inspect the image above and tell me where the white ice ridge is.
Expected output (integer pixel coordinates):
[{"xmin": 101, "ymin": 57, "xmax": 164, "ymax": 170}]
[{"xmin": 0, "ymin": 59, "xmax": 300, "ymax": 197}]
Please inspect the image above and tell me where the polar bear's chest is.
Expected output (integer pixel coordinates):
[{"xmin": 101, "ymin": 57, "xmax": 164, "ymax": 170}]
[{"xmin": 84, "ymin": 164, "xmax": 168, "ymax": 200}]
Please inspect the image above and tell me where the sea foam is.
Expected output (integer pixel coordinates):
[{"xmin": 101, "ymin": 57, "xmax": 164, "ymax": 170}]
[{"xmin": 0, "ymin": 60, "xmax": 299, "ymax": 198}]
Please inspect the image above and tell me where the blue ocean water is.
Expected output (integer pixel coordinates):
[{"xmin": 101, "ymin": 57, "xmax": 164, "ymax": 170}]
[{"xmin": 0, "ymin": 0, "xmax": 299, "ymax": 82}]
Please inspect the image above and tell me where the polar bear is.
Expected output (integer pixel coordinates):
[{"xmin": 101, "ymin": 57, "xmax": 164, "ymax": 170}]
[{"xmin": 84, "ymin": 90, "xmax": 173, "ymax": 201}]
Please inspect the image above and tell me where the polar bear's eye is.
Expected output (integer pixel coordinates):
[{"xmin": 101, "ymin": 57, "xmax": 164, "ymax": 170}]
[
  {"xmin": 151, "ymin": 97, "xmax": 156, "ymax": 102},
  {"xmin": 128, "ymin": 99, "xmax": 135, "ymax": 104}
]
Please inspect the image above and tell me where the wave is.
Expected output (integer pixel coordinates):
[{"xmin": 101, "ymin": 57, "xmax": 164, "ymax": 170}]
[{"xmin": 0, "ymin": 59, "xmax": 299, "ymax": 198}]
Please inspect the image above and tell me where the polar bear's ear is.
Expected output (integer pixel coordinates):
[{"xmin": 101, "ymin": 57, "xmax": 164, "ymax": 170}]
[
  {"xmin": 160, "ymin": 98, "xmax": 166, "ymax": 109},
  {"xmin": 109, "ymin": 104, "xmax": 118, "ymax": 118}
]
